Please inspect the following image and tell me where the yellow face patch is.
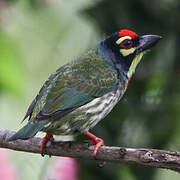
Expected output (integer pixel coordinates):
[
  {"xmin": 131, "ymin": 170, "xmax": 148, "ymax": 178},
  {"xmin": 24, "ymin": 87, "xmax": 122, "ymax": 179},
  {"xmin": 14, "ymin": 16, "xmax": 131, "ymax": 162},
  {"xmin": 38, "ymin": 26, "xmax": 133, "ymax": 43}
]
[
  {"xmin": 120, "ymin": 48, "xmax": 135, "ymax": 56},
  {"xmin": 127, "ymin": 52, "xmax": 145, "ymax": 77},
  {"xmin": 116, "ymin": 36, "xmax": 132, "ymax": 45},
  {"xmin": 115, "ymin": 33, "xmax": 144, "ymax": 78},
  {"xmin": 116, "ymin": 36, "xmax": 135, "ymax": 56}
]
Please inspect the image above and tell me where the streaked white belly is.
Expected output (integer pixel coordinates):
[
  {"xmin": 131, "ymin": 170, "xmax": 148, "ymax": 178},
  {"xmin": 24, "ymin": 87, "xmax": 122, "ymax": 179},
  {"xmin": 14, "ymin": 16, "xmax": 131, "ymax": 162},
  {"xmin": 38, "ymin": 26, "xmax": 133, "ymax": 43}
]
[{"xmin": 79, "ymin": 88, "xmax": 124, "ymax": 131}]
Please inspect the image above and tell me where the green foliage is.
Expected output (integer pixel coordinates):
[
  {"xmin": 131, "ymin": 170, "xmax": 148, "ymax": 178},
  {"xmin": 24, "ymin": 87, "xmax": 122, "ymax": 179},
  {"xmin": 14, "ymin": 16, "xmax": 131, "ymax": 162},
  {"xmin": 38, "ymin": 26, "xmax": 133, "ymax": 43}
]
[{"xmin": 0, "ymin": 31, "xmax": 24, "ymax": 96}]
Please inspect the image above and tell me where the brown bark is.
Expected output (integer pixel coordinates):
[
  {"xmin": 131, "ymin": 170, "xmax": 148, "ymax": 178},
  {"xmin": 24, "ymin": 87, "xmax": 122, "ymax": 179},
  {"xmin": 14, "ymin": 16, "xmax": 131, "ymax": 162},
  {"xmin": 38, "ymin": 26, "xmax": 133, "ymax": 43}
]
[{"xmin": 0, "ymin": 130, "xmax": 180, "ymax": 172}]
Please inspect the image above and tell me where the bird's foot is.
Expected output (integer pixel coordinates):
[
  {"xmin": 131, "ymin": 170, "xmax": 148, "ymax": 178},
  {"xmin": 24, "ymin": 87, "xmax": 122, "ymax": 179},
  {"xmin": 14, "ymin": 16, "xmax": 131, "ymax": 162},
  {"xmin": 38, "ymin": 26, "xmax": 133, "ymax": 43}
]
[
  {"xmin": 84, "ymin": 132, "xmax": 105, "ymax": 156},
  {"xmin": 41, "ymin": 133, "xmax": 54, "ymax": 157}
]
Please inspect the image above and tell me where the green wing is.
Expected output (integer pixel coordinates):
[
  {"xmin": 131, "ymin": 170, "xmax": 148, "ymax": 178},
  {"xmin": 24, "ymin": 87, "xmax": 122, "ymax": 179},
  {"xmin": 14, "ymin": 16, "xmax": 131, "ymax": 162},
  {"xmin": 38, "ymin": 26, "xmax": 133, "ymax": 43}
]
[
  {"xmin": 9, "ymin": 50, "xmax": 119, "ymax": 141},
  {"xmin": 25, "ymin": 50, "xmax": 118, "ymax": 122}
]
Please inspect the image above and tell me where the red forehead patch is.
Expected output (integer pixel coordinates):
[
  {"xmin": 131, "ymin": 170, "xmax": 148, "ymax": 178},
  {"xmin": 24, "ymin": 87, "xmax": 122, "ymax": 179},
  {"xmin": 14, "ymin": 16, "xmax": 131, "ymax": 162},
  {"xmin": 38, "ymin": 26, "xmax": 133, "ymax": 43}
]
[{"xmin": 119, "ymin": 29, "xmax": 138, "ymax": 39}]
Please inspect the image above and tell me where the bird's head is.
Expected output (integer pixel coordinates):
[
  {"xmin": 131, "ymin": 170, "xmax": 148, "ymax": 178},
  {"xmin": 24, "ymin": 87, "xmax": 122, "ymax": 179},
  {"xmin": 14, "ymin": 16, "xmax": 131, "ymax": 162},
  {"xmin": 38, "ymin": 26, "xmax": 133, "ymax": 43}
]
[{"xmin": 99, "ymin": 29, "xmax": 162, "ymax": 78}]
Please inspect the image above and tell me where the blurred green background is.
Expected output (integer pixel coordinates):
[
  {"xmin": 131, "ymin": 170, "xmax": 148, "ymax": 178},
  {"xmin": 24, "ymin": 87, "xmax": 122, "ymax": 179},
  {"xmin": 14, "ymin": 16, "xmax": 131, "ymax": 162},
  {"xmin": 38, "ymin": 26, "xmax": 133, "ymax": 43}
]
[{"xmin": 0, "ymin": 0, "xmax": 180, "ymax": 179}]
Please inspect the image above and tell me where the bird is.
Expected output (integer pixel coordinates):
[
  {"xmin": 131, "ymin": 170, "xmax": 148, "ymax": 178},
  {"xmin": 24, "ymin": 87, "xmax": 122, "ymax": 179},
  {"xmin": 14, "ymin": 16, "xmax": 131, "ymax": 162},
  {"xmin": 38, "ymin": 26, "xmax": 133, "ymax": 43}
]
[{"xmin": 9, "ymin": 29, "xmax": 161, "ymax": 156}]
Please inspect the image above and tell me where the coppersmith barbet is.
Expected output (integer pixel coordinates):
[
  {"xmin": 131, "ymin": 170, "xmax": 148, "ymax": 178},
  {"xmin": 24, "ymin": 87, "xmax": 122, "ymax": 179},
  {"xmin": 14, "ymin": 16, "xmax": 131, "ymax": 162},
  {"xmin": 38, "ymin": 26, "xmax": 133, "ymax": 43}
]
[{"xmin": 9, "ymin": 29, "xmax": 161, "ymax": 156}]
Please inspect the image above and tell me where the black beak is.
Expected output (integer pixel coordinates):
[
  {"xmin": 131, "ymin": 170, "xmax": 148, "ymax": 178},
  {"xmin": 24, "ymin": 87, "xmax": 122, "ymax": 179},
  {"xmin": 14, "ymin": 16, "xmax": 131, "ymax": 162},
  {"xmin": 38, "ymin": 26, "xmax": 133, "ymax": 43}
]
[{"xmin": 136, "ymin": 35, "xmax": 162, "ymax": 54}]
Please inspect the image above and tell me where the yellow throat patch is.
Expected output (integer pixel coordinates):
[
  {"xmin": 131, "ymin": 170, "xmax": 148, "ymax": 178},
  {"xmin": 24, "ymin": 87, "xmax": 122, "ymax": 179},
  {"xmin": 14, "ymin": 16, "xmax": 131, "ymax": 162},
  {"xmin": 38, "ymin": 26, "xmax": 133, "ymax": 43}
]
[{"xmin": 127, "ymin": 52, "xmax": 145, "ymax": 77}]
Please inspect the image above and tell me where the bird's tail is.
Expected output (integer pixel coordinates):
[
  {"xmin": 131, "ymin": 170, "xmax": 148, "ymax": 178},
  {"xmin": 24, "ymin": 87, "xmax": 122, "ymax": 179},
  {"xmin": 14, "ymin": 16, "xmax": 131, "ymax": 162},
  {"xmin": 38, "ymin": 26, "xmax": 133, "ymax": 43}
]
[{"xmin": 9, "ymin": 121, "xmax": 49, "ymax": 141}]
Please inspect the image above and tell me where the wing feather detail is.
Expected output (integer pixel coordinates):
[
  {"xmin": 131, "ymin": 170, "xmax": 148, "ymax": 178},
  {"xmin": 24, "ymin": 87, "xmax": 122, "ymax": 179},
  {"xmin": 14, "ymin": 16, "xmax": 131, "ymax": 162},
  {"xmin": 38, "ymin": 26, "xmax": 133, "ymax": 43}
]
[{"xmin": 24, "ymin": 50, "xmax": 118, "ymax": 122}]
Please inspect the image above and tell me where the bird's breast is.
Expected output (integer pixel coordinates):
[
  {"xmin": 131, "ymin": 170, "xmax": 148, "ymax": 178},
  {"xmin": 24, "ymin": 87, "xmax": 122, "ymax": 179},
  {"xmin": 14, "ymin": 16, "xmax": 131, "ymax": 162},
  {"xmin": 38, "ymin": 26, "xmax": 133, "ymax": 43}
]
[
  {"xmin": 43, "ymin": 81, "xmax": 127, "ymax": 135},
  {"xmin": 78, "ymin": 86, "xmax": 126, "ymax": 131}
]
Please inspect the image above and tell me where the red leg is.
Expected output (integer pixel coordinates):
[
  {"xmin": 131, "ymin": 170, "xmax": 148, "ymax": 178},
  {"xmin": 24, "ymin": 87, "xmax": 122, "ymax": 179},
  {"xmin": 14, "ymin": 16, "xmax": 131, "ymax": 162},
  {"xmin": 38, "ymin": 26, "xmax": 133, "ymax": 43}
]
[
  {"xmin": 41, "ymin": 133, "xmax": 54, "ymax": 156},
  {"xmin": 84, "ymin": 132, "xmax": 105, "ymax": 156}
]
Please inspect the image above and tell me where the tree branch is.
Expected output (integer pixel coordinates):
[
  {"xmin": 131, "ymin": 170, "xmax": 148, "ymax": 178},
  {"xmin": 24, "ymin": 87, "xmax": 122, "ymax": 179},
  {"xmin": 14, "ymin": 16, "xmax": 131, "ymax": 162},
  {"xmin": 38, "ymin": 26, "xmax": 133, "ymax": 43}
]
[{"xmin": 0, "ymin": 130, "xmax": 180, "ymax": 172}]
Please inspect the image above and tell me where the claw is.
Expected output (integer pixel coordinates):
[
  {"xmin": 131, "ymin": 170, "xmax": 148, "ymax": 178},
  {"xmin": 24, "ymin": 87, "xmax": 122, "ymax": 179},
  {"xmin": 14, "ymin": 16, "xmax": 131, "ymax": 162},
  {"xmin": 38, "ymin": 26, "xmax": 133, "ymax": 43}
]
[
  {"xmin": 93, "ymin": 137, "xmax": 104, "ymax": 156},
  {"xmin": 84, "ymin": 132, "xmax": 105, "ymax": 156},
  {"xmin": 40, "ymin": 133, "xmax": 54, "ymax": 156}
]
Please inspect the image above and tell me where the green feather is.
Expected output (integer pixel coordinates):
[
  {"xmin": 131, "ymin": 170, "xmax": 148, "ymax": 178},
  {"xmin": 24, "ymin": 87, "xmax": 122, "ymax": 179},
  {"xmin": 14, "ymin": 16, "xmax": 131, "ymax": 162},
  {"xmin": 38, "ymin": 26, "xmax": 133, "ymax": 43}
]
[
  {"xmin": 13, "ymin": 49, "xmax": 119, "ymax": 138},
  {"xmin": 9, "ymin": 121, "xmax": 49, "ymax": 141},
  {"xmin": 43, "ymin": 88, "xmax": 94, "ymax": 113},
  {"xmin": 28, "ymin": 49, "xmax": 118, "ymax": 120}
]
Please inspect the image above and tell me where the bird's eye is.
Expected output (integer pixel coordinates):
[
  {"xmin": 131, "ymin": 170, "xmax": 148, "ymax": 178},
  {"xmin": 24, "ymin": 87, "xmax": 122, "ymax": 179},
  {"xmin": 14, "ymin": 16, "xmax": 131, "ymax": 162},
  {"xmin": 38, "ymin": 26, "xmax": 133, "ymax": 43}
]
[{"xmin": 120, "ymin": 39, "xmax": 133, "ymax": 49}]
